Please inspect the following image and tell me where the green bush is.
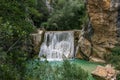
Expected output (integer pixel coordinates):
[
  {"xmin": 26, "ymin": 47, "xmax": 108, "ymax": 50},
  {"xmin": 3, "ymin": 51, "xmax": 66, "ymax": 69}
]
[
  {"xmin": 41, "ymin": 0, "xmax": 87, "ymax": 30},
  {"xmin": 117, "ymin": 73, "xmax": 120, "ymax": 80},
  {"xmin": 0, "ymin": 0, "xmax": 49, "ymax": 28},
  {"xmin": 105, "ymin": 46, "xmax": 120, "ymax": 80},
  {"xmin": 0, "ymin": 1, "xmax": 46, "ymax": 79},
  {"xmin": 0, "ymin": 48, "xmax": 20, "ymax": 80},
  {"xmin": 61, "ymin": 60, "xmax": 88, "ymax": 80},
  {"xmin": 105, "ymin": 46, "xmax": 120, "ymax": 70},
  {"xmin": 0, "ymin": 19, "xmax": 33, "ymax": 80}
]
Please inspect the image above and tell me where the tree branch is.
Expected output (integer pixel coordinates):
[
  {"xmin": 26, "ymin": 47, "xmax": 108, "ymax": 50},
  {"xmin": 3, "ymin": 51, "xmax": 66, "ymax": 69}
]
[{"xmin": 7, "ymin": 37, "xmax": 22, "ymax": 53}]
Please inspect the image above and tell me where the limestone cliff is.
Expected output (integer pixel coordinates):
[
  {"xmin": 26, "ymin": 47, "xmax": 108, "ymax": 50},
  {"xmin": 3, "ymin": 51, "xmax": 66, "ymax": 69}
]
[{"xmin": 78, "ymin": 0, "xmax": 120, "ymax": 62}]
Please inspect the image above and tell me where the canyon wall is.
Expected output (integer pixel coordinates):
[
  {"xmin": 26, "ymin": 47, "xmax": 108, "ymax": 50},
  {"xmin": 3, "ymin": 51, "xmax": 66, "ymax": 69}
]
[{"xmin": 78, "ymin": 0, "xmax": 120, "ymax": 62}]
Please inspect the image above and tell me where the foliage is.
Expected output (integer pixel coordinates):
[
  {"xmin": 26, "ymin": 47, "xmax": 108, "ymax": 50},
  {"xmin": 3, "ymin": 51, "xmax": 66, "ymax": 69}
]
[
  {"xmin": 105, "ymin": 46, "xmax": 120, "ymax": 70},
  {"xmin": 0, "ymin": 0, "xmax": 49, "ymax": 28},
  {"xmin": 61, "ymin": 60, "xmax": 88, "ymax": 80},
  {"xmin": 117, "ymin": 73, "xmax": 120, "ymax": 80},
  {"xmin": 0, "ymin": 19, "xmax": 34, "ymax": 80},
  {"xmin": 105, "ymin": 46, "xmax": 120, "ymax": 80},
  {"xmin": 0, "ymin": 0, "xmax": 39, "ymax": 79},
  {"xmin": 0, "ymin": 0, "xmax": 89, "ymax": 80},
  {"xmin": 25, "ymin": 59, "xmax": 88, "ymax": 80},
  {"xmin": 0, "ymin": 48, "xmax": 28, "ymax": 80},
  {"xmin": 0, "ymin": 0, "xmax": 87, "ymax": 30},
  {"xmin": 41, "ymin": 0, "xmax": 87, "ymax": 30},
  {"xmin": 0, "ymin": 48, "xmax": 20, "ymax": 80},
  {"xmin": 30, "ymin": 0, "xmax": 49, "ymax": 27}
]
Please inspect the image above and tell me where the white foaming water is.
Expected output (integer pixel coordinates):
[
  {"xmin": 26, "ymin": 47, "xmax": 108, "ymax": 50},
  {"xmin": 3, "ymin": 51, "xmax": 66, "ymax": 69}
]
[{"xmin": 39, "ymin": 31, "xmax": 74, "ymax": 61}]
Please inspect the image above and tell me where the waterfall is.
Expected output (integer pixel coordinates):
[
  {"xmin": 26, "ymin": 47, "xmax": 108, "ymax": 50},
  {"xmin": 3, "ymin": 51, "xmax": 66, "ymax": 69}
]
[
  {"xmin": 39, "ymin": 31, "xmax": 74, "ymax": 61},
  {"xmin": 45, "ymin": 0, "xmax": 53, "ymax": 12}
]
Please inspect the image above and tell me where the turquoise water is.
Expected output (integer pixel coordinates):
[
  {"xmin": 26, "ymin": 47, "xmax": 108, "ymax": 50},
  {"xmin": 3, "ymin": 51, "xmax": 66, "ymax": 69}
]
[
  {"xmin": 49, "ymin": 59, "xmax": 102, "ymax": 73},
  {"xmin": 71, "ymin": 59, "xmax": 102, "ymax": 73},
  {"xmin": 49, "ymin": 59, "xmax": 104, "ymax": 80}
]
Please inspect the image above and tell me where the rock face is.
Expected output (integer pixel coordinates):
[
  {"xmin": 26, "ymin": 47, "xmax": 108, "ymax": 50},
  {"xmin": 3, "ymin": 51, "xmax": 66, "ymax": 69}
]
[
  {"xmin": 74, "ymin": 30, "xmax": 83, "ymax": 59},
  {"xmin": 78, "ymin": 0, "xmax": 120, "ymax": 61},
  {"xmin": 31, "ymin": 29, "xmax": 45, "ymax": 54},
  {"xmin": 92, "ymin": 64, "xmax": 118, "ymax": 80}
]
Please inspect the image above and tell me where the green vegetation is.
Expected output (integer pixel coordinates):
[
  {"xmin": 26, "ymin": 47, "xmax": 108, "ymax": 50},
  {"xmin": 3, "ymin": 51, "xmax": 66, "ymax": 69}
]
[
  {"xmin": 0, "ymin": 0, "xmax": 49, "ymax": 28},
  {"xmin": 25, "ymin": 59, "xmax": 89, "ymax": 80},
  {"xmin": 1, "ymin": 0, "xmax": 119, "ymax": 80},
  {"xmin": 42, "ymin": 0, "xmax": 87, "ymax": 30},
  {"xmin": 0, "ymin": 0, "xmax": 88, "ymax": 80},
  {"xmin": 0, "ymin": 0, "xmax": 87, "ymax": 31},
  {"xmin": 0, "ymin": 53, "xmax": 90, "ymax": 80},
  {"xmin": 105, "ymin": 46, "xmax": 120, "ymax": 80},
  {"xmin": 105, "ymin": 46, "xmax": 120, "ymax": 70},
  {"xmin": 117, "ymin": 74, "xmax": 120, "ymax": 80},
  {"xmin": 0, "ymin": 0, "xmax": 44, "ymax": 79}
]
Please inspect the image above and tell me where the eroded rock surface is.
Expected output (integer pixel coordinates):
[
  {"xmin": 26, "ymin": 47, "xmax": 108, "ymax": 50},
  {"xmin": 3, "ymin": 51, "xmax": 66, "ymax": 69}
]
[{"xmin": 78, "ymin": 0, "xmax": 120, "ymax": 61}]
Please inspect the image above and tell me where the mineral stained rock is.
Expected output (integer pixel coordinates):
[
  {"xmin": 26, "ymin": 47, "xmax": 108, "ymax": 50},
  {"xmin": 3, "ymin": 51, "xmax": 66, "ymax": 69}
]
[{"xmin": 78, "ymin": 0, "xmax": 120, "ymax": 61}]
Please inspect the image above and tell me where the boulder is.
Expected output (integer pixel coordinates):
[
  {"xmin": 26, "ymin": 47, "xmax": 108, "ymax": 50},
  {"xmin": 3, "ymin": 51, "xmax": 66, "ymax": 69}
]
[{"xmin": 92, "ymin": 64, "xmax": 118, "ymax": 80}]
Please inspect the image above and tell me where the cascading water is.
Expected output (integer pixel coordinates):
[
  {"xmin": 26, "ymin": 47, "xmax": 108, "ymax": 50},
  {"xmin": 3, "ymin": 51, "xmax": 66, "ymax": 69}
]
[
  {"xmin": 45, "ymin": 0, "xmax": 53, "ymax": 12},
  {"xmin": 39, "ymin": 31, "xmax": 74, "ymax": 61}
]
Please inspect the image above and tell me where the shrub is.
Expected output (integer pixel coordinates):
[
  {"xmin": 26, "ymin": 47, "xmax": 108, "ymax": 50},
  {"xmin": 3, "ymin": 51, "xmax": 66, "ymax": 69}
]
[
  {"xmin": 25, "ymin": 59, "xmax": 88, "ymax": 80},
  {"xmin": 105, "ymin": 46, "xmax": 120, "ymax": 70},
  {"xmin": 117, "ymin": 73, "xmax": 120, "ymax": 80},
  {"xmin": 61, "ymin": 60, "xmax": 88, "ymax": 80},
  {"xmin": 105, "ymin": 46, "xmax": 120, "ymax": 80},
  {"xmin": 41, "ymin": 0, "xmax": 87, "ymax": 30},
  {"xmin": 0, "ymin": 48, "xmax": 21, "ymax": 80}
]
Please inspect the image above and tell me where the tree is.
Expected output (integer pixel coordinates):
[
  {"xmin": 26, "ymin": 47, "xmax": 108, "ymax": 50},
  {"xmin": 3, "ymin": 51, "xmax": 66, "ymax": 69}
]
[{"xmin": 41, "ymin": 0, "xmax": 87, "ymax": 30}]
